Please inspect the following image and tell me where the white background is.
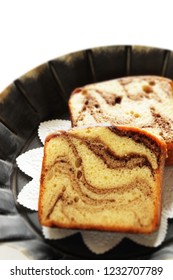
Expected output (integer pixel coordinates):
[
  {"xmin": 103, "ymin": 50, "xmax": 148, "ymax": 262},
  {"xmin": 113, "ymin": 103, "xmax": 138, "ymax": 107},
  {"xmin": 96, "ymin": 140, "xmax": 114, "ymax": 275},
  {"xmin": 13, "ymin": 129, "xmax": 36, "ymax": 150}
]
[
  {"xmin": 1, "ymin": 0, "xmax": 173, "ymax": 260},
  {"xmin": 1, "ymin": 0, "xmax": 173, "ymax": 93}
]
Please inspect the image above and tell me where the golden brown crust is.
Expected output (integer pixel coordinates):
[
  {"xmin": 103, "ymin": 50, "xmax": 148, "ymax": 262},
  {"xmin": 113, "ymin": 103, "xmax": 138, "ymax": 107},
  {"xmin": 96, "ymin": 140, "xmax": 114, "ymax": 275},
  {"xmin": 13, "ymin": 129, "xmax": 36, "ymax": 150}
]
[{"xmin": 165, "ymin": 142, "xmax": 173, "ymax": 165}]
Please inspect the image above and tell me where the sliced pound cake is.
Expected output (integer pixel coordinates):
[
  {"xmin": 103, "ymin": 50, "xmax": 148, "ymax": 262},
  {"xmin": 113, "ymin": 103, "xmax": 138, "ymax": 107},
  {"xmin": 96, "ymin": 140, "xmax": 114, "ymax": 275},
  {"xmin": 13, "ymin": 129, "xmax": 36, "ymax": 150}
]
[
  {"xmin": 39, "ymin": 125, "xmax": 166, "ymax": 233},
  {"xmin": 69, "ymin": 76, "xmax": 173, "ymax": 165}
]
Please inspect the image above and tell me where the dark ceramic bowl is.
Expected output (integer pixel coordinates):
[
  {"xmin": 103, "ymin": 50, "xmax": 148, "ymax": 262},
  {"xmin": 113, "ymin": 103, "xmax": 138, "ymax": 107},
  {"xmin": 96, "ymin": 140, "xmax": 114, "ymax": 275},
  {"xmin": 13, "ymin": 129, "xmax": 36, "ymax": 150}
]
[{"xmin": 1, "ymin": 45, "xmax": 173, "ymax": 260}]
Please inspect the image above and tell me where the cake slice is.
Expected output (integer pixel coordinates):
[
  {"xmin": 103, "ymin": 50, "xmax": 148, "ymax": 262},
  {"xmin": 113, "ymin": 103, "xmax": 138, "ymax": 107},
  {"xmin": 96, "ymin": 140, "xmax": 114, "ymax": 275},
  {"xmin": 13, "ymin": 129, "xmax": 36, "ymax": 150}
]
[
  {"xmin": 39, "ymin": 125, "xmax": 166, "ymax": 233},
  {"xmin": 69, "ymin": 76, "xmax": 173, "ymax": 165}
]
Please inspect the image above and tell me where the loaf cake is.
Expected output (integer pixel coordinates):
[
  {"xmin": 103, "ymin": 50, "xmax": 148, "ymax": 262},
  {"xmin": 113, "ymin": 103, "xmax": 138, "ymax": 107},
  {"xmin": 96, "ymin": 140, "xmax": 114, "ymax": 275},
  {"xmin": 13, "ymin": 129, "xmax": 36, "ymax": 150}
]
[
  {"xmin": 39, "ymin": 125, "xmax": 166, "ymax": 233},
  {"xmin": 69, "ymin": 76, "xmax": 173, "ymax": 165}
]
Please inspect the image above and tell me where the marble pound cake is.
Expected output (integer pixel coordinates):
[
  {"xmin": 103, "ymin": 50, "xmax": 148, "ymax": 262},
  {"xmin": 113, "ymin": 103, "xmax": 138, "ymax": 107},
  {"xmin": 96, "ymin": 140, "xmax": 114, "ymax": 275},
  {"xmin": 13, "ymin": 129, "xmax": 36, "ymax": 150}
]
[
  {"xmin": 39, "ymin": 125, "xmax": 166, "ymax": 234},
  {"xmin": 69, "ymin": 76, "xmax": 173, "ymax": 165}
]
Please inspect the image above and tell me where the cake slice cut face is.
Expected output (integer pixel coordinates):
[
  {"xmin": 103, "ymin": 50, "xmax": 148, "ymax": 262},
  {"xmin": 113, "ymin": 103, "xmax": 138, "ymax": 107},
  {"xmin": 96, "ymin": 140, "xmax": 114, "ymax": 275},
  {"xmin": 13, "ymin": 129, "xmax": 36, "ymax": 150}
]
[
  {"xmin": 69, "ymin": 76, "xmax": 173, "ymax": 165},
  {"xmin": 39, "ymin": 126, "xmax": 166, "ymax": 233}
]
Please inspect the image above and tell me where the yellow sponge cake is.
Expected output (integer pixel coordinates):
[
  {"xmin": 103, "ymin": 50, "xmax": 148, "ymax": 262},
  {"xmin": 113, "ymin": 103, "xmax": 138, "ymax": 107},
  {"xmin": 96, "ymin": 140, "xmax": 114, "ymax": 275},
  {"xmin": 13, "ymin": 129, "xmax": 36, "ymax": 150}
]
[{"xmin": 39, "ymin": 125, "xmax": 166, "ymax": 233}]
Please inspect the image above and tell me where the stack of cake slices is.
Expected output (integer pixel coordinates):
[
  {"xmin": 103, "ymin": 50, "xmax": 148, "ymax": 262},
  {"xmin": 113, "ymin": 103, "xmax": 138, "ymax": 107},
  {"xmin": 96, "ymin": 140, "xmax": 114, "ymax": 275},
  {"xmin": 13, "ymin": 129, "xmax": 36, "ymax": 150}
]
[{"xmin": 39, "ymin": 76, "xmax": 173, "ymax": 234}]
